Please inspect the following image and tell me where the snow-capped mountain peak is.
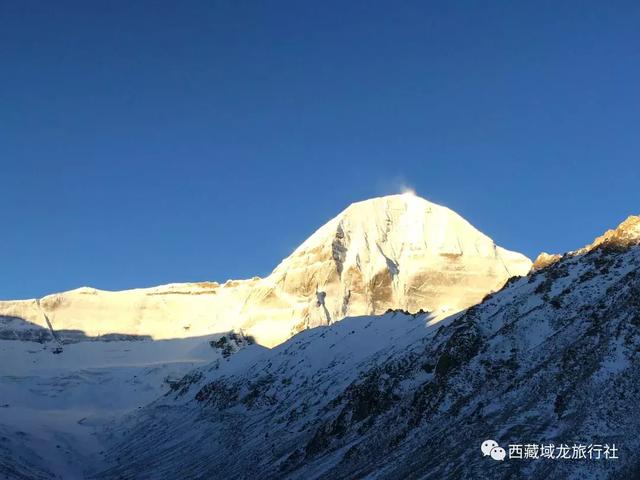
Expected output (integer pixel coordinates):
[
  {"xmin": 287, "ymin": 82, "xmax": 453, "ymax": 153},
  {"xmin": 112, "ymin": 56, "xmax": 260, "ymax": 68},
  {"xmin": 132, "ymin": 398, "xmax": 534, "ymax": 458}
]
[
  {"xmin": 267, "ymin": 194, "xmax": 531, "ymax": 336},
  {"xmin": 0, "ymin": 194, "xmax": 531, "ymax": 347}
]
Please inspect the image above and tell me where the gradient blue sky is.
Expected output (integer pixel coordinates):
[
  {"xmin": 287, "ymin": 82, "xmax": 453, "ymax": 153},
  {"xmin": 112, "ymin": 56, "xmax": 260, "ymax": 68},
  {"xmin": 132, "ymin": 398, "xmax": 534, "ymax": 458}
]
[{"xmin": 2, "ymin": 1, "xmax": 639, "ymax": 299}]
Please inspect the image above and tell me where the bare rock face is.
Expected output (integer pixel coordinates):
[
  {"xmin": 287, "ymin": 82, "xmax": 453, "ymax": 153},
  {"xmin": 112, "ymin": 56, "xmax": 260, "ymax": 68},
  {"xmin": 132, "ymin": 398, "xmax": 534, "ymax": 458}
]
[
  {"xmin": 581, "ymin": 215, "xmax": 640, "ymax": 253},
  {"xmin": 532, "ymin": 252, "xmax": 562, "ymax": 271},
  {"xmin": 0, "ymin": 194, "xmax": 531, "ymax": 347},
  {"xmin": 531, "ymin": 215, "xmax": 640, "ymax": 273}
]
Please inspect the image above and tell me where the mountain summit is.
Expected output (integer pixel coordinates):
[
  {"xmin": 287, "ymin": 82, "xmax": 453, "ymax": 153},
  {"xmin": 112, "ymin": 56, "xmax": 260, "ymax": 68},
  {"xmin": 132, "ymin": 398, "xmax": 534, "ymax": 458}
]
[
  {"xmin": 0, "ymin": 194, "xmax": 531, "ymax": 347},
  {"xmin": 265, "ymin": 193, "xmax": 530, "ymax": 333}
]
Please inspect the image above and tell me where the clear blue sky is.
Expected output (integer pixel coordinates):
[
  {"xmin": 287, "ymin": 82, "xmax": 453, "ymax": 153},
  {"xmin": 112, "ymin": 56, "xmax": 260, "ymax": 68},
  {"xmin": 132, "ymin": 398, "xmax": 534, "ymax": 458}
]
[{"xmin": 2, "ymin": 1, "xmax": 639, "ymax": 299}]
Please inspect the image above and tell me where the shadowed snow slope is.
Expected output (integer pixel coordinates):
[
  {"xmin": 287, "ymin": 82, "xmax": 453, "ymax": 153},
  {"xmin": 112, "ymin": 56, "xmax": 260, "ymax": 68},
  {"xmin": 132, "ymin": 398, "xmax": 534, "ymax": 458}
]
[
  {"xmin": 92, "ymin": 214, "xmax": 640, "ymax": 480},
  {"xmin": 0, "ymin": 334, "xmax": 228, "ymax": 479},
  {"xmin": 0, "ymin": 194, "xmax": 530, "ymax": 347}
]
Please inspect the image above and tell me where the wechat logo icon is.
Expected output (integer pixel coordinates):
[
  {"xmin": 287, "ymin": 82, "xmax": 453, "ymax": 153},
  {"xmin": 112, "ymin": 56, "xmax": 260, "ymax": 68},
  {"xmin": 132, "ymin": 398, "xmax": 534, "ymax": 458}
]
[{"xmin": 481, "ymin": 439, "xmax": 506, "ymax": 461}]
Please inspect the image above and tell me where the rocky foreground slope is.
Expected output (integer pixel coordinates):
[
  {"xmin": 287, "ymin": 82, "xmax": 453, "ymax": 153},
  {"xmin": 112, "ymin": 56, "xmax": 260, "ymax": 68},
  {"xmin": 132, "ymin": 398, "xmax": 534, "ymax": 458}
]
[
  {"xmin": 0, "ymin": 194, "xmax": 530, "ymax": 347},
  {"xmin": 92, "ymin": 215, "xmax": 640, "ymax": 479}
]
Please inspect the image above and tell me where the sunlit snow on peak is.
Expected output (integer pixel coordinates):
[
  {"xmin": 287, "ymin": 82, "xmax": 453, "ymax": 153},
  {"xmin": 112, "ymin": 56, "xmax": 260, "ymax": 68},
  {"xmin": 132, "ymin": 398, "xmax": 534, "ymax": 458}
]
[{"xmin": 399, "ymin": 185, "xmax": 416, "ymax": 196}]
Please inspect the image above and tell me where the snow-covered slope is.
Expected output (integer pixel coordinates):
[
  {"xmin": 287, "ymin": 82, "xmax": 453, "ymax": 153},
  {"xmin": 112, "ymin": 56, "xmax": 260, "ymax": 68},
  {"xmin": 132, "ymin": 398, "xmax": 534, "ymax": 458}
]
[
  {"xmin": 0, "ymin": 334, "xmax": 234, "ymax": 479},
  {"xmin": 0, "ymin": 194, "xmax": 531, "ymax": 347},
  {"xmin": 92, "ymin": 214, "xmax": 640, "ymax": 480}
]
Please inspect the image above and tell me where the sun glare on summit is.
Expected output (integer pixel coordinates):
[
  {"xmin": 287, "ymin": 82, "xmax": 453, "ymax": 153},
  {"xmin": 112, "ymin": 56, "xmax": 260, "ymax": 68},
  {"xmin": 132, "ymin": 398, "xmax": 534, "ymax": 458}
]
[{"xmin": 400, "ymin": 186, "xmax": 416, "ymax": 196}]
